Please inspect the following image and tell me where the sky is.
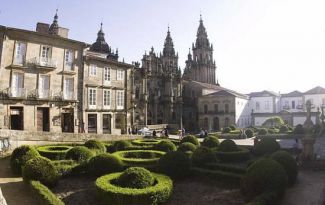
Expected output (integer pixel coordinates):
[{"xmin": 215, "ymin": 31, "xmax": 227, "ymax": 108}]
[{"xmin": 1, "ymin": 0, "xmax": 325, "ymax": 94}]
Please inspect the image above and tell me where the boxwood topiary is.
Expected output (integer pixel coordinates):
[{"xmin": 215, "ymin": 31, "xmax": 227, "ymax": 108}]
[
  {"xmin": 279, "ymin": 125, "xmax": 289, "ymax": 133},
  {"xmin": 294, "ymin": 124, "xmax": 304, "ymax": 134},
  {"xmin": 96, "ymin": 171, "xmax": 173, "ymax": 205},
  {"xmin": 22, "ymin": 156, "xmax": 59, "ymax": 187},
  {"xmin": 215, "ymin": 147, "xmax": 250, "ymax": 162},
  {"xmin": 159, "ymin": 151, "xmax": 191, "ymax": 178},
  {"xmin": 65, "ymin": 146, "xmax": 94, "ymax": 163},
  {"xmin": 10, "ymin": 145, "xmax": 40, "ymax": 175},
  {"xmin": 254, "ymin": 138, "xmax": 280, "ymax": 156},
  {"xmin": 87, "ymin": 153, "xmax": 124, "ymax": 177},
  {"xmin": 178, "ymin": 142, "xmax": 197, "ymax": 153},
  {"xmin": 155, "ymin": 140, "xmax": 176, "ymax": 152},
  {"xmin": 271, "ymin": 150, "xmax": 298, "ymax": 185},
  {"xmin": 117, "ymin": 167, "xmax": 154, "ymax": 189},
  {"xmin": 192, "ymin": 147, "xmax": 217, "ymax": 166},
  {"xmin": 132, "ymin": 139, "xmax": 161, "ymax": 146},
  {"xmin": 180, "ymin": 135, "xmax": 199, "ymax": 146},
  {"xmin": 84, "ymin": 140, "xmax": 106, "ymax": 154},
  {"xmin": 113, "ymin": 150, "xmax": 165, "ymax": 168},
  {"xmin": 222, "ymin": 127, "xmax": 231, "ymax": 134},
  {"xmin": 218, "ymin": 139, "xmax": 238, "ymax": 152},
  {"xmin": 37, "ymin": 145, "xmax": 72, "ymax": 160},
  {"xmin": 202, "ymin": 136, "xmax": 219, "ymax": 148},
  {"xmin": 241, "ymin": 158, "xmax": 288, "ymax": 202},
  {"xmin": 229, "ymin": 124, "xmax": 237, "ymax": 131},
  {"xmin": 258, "ymin": 128, "xmax": 268, "ymax": 135},
  {"xmin": 245, "ymin": 129, "xmax": 254, "ymax": 138},
  {"xmin": 114, "ymin": 140, "xmax": 132, "ymax": 151}
]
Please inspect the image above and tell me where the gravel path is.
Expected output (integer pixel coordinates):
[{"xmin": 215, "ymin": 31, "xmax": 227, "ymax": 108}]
[{"xmin": 0, "ymin": 157, "xmax": 38, "ymax": 205}]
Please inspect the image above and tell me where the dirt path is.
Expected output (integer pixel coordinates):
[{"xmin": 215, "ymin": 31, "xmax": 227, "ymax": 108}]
[
  {"xmin": 280, "ymin": 170, "xmax": 325, "ymax": 205},
  {"xmin": 0, "ymin": 157, "xmax": 38, "ymax": 205}
]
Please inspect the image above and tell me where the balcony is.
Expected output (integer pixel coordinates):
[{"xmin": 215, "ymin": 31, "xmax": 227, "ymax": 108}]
[
  {"xmin": 29, "ymin": 57, "xmax": 57, "ymax": 69},
  {"xmin": 38, "ymin": 89, "xmax": 53, "ymax": 99},
  {"xmin": 12, "ymin": 55, "xmax": 27, "ymax": 68},
  {"xmin": 52, "ymin": 90, "xmax": 76, "ymax": 101},
  {"xmin": 8, "ymin": 87, "xmax": 26, "ymax": 99},
  {"xmin": 63, "ymin": 91, "xmax": 76, "ymax": 101}
]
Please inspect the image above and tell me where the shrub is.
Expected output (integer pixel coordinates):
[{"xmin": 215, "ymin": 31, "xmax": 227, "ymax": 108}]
[
  {"xmin": 113, "ymin": 150, "xmax": 165, "ymax": 168},
  {"xmin": 254, "ymin": 138, "xmax": 280, "ymax": 156},
  {"xmin": 155, "ymin": 140, "xmax": 176, "ymax": 152},
  {"xmin": 218, "ymin": 139, "xmax": 238, "ymax": 152},
  {"xmin": 180, "ymin": 135, "xmax": 199, "ymax": 146},
  {"xmin": 105, "ymin": 143, "xmax": 116, "ymax": 153},
  {"xmin": 241, "ymin": 158, "xmax": 288, "ymax": 202},
  {"xmin": 29, "ymin": 180, "xmax": 64, "ymax": 205},
  {"xmin": 279, "ymin": 125, "xmax": 289, "ymax": 133},
  {"xmin": 271, "ymin": 151, "xmax": 298, "ymax": 185},
  {"xmin": 84, "ymin": 140, "xmax": 106, "ymax": 154},
  {"xmin": 37, "ymin": 145, "xmax": 72, "ymax": 160},
  {"xmin": 192, "ymin": 147, "xmax": 216, "ymax": 166},
  {"xmin": 245, "ymin": 129, "xmax": 254, "ymax": 138},
  {"xmin": 178, "ymin": 142, "xmax": 197, "ymax": 153},
  {"xmin": 222, "ymin": 127, "xmax": 231, "ymax": 134},
  {"xmin": 52, "ymin": 160, "xmax": 78, "ymax": 177},
  {"xmin": 10, "ymin": 145, "xmax": 40, "ymax": 175},
  {"xmin": 262, "ymin": 116, "xmax": 285, "ymax": 128},
  {"xmin": 132, "ymin": 139, "xmax": 161, "ymax": 146},
  {"xmin": 96, "ymin": 172, "xmax": 173, "ymax": 205},
  {"xmin": 159, "ymin": 151, "xmax": 191, "ymax": 178},
  {"xmin": 215, "ymin": 147, "xmax": 250, "ymax": 162},
  {"xmin": 22, "ymin": 156, "xmax": 59, "ymax": 187},
  {"xmin": 114, "ymin": 140, "xmax": 132, "ymax": 151},
  {"xmin": 117, "ymin": 167, "xmax": 154, "ymax": 189},
  {"xmin": 202, "ymin": 136, "xmax": 219, "ymax": 148},
  {"xmin": 65, "ymin": 146, "xmax": 94, "ymax": 163},
  {"xmin": 258, "ymin": 128, "xmax": 268, "ymax": 135},
  {"xmin": 87, "ymin": 153, "xmax": 124, "ymax": 177},
  {"xmin": 229, "ymin": 124, "xmax": 237, "ymax": 131},
  {"xmin": 293, "ymin": 124, "xmax": 304, "ymax": 134}
]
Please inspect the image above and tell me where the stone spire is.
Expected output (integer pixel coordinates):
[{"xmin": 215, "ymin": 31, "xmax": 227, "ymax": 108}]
[
  {"xmin": 195, "ymin": 14, "xmax": 210, "ymax": 49},
  {"xmin": 187, "ymin": 48, "xmax": 192, "ymax": 61},
  {"xmin": 163, "ymin": 26, "xmax": 175, "ymax": 57},
  {"xmin": 49, "ymin": 9, "xmax": 59, "ymax": 35}
]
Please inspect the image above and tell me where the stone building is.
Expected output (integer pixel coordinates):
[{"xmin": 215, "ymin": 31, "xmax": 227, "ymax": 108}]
[
  {"xmin": 0, "ymin": 12, "xmax": 86, "ymax": 133},
  {"xmin": 133, "ymin": 28, "xmax": 182, "ymax": 127},
  {"xmin": 82, "ymin": 24, "xmax": 133, "ymax": 134}
]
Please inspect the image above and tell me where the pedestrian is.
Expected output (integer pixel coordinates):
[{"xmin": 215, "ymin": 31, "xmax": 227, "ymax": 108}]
[
  {"xmin": 164, "ymin": 127, "xmax": 169, "ymax": 138},
  {"xmin": 199, "ymin": 128, "xmax": 205, "ymax": 138},
  {"xmin": 204, "ymin": 129, "xmax": 208, "ymax": 137},
  {"xmin": 153, "ymin": 129, "xmax": 157, "ymax": 138},
  {"xmin": 135, "ymin": 127, "xmax": 138, "ymax": 135},
  {"xmin": 128, "ymin": 127, "xmax": 131, "ymax": 135}
]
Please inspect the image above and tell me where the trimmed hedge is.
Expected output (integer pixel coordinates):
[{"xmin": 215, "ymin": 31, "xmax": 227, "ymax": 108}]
[
  {"xmin": 65, "ymin": 146, "xmax": 94, "ymax": 163},
  {"xmin": 87, "ymin": 153, "xmax": 124, "ymax": 177},
  {"xmin": 117, "ymin": 167, "xmax": 154, "ymax": 189},
  {"xmin": 113, "ymin": 150, "xmax": 165, "ymax": 167},
  {"xmin": 159, "ymin": 151, "xmax": 191, "ymax": 179},
  {"xmin": 192, "ymin": 147, "xmax": 216, "ymax": 166},
  {"xmin": 114, "ymin": 141, "xmax": 132, "ymax": 151},
  {"xmin": 52, "ymin": 160, "xmax": 78, "ymax": 178},
  {"xmin": 258, "ymin": 128, "xmax": 268, "ymax": 135},
  {"xmin": 222, "ymin": 127, "xmax": 231, "ymax": 134},
  {"xmin": 254, "ymin": 138, "xmax": 280, "ymax": 156},
  {"xmin": 154, "ymin": 140, "xmax": 176, "ymax": 153},
  {"xmin": 132, "ymin": 139, "xmax": 161, "ymax": 146},
  {"xmin": 202, "ymin": 136, "xmax": 219, "ymax": 148},
  {"xmin": 246, "ymin": 191, "xmax": 278, "ymax": 205},
  {"xmin": 271, "ymin": 150, "xmax": 298, "ymax": 185},
  {"xmin": 245, "ymin": 129, "xmax": 254, "ymax": 138},
  {"xmin": 22, "ymin": 156, "xmax": 59, "ymax": 187},
  {"xmin": 191, "ymin": 167, "xmax": 242, "ymax": 185},
  {"xmin": 218, "ymin": 139, "xmax": 238, "ymax": 152},
  {"xmin": 29, "ymin": 180, "xmax": 64, "ymax": 205},
  {"xmin": 84, "ymin": 140, "xmax": 106, "ymax": 154},
  {"xmin": 229, "ymin": 125, "xmax": 237, "ymax": 131},
  {"xmin": 241, "ymin": 158, "xmax": 288, "ymax": 202},
  {"xmin": 96, "ymin": 172, "xmax": 173, "ymax": 205},
  {"xmin": 180, "ymin": 135, "xmax": 200, "ymax": 146},
  {"xmin": 10, "ymin": 145, "xmax": 40, "ymax": 175},
  {"xmin": 37, "ymin": 145, "xmax": 72, "ymax": 160},
  {"xmin": 279, "ymin": 125, "xmax": 289, "ymax": 133},
  {"xmin": 202, "ymin": 163, "xmax": 246, "ymax": 175},
  {"xmin": 178, "ymin": 142, "xmax": 197, "ymax": 153},
  {"xmin": 215, "ymin": 147, "xmax": 250, "ymax": 162}
]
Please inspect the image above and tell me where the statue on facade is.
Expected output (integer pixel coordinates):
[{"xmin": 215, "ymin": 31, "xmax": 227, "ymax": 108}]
[{"xmin": 301, "ymin": 100, "xmax": 316, "ymax": 161}]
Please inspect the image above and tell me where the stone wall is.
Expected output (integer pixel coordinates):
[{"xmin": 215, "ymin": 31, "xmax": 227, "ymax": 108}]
[{"xmin": 0, "ymin": 129, "xmax": 143, "ymax": 149}]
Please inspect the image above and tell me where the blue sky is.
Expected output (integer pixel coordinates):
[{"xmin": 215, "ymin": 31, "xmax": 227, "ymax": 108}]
[{"xmin": 1, "ymin": 0, "xmax": 325, "ymax": 94}]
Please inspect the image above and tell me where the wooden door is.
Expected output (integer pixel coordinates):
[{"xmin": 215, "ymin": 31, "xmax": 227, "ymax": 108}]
[{"xmin": 37, "ymin": 108, "xmax": 43, "ymax": 131}]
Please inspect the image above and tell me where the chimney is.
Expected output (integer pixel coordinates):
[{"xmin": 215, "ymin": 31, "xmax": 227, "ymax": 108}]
[{"xmin": 36, "ymin": 23, "xmax": 49, "ymax": 34}]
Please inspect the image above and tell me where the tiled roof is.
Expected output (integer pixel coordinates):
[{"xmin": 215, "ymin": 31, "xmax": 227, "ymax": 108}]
[
  {"xmin": 248, "ymin": 90, "xmax": 280, "ymax": 97},
  {"xmin": 304, "ymin": 86, "xmax": 325, "ymax": 95},
  {"xmin": 281, "ymin": 90, "xmax": 303, "ymax": 97}
]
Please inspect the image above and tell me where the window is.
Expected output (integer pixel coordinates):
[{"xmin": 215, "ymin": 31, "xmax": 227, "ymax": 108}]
[
  {"xmin": 103, "ymin": 90, "xmax": 111, "ymax": 108},
  {"xmin": 89, "ymin": 64, "xmax": 97, "ymax": 76},
  {"xmin": 204, "ymin": 104, "xmax": 208, "ymax": 114},
  {"xmin": 88, "ymin": 88, "xmax": 96, "ymax": 108},
  {"xmin": 117, "ymin": 69, "xmax": 124, "ymax": 81},
  {"xmin": 14, "ymin": 42, "xmax": 26, "ymax": 65},
  {"xmin": 88, "ymin": 114, "xmax": 97, "ymax": 133},
  {"xmin": 225, "ymin": 104, "xmax": 229, "ymax": 113},
  {"xmin": 64, "ymin": 78, "xmax": 74, "ymax": 100},
  {"xmin": 104, "ymin": 67, "xmax": 111, "ymax": 83},
  {"xmin": 292, "ymin": 101, "xmax": 296, "ymax": 109},
  {"xmin": 41, "ymin": 45, "xmax": 52, "ymax": 59},
  {"xmin": 265, "ymin": 101, "xmax": 270, "ymax": 110},
  {"xmin": 214, "ymin": 104, "xmax": 219, "ymax": 113},
  {"xmin": 256, "ymin": 102, "xmax": 260, "ymax": 111},
  {"xmin": 65, "ymin": 49, "xmax": 74, "ymax": 71},
  {"xmin": 38, "ymin": 75, "xmax": 50, "ymax": 98},
  {"xmin": 117, "ymin": 90, "xmax": 124, "ymax": 109},
  {"xmin": 11, "ymin": 72, "xmax": 24, "ymax": 97}
]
